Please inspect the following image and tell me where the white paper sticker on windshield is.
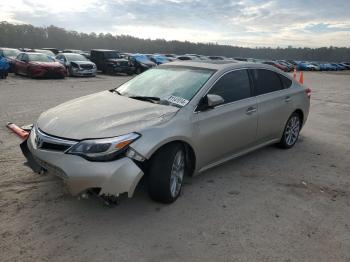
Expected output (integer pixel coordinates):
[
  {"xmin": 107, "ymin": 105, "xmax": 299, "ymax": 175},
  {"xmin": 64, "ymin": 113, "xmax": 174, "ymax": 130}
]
[{"xmin": 167, "ymin": 95, "xmax": 189, "ymax": 107}]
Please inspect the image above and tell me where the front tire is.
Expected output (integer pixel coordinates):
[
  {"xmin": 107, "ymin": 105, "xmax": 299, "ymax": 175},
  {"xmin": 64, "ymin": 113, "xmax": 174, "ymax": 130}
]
[
  {"xmin": 278, "ymin": 113, "xmax": 301, "ymax": 149},
  {"xmin": 148, "ymin": 144, "xmax": 186, "ymax": 204}
]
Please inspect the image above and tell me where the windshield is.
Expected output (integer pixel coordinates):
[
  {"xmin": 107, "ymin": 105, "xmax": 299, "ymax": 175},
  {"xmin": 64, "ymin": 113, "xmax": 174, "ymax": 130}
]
[
  {"xmin": 105, "ymin": 52, "xmax": 121, "ymax": 59},
  {"xmin": 28, "ymin": 53, "xmax": 55, "ymax": 62},
  {"xmin": 65, "ymin": 53, "xmax": 88, "ymax": 62},
  {"xmin": 116, "ymin": 67, "xmax": 215, "ymax": 107},
  {"xmin": 133, "ymin": 55, "xmax": 152, "ymax": 63},
  {"xmin": 3, "ymin": 49, "xmax": 20, "ymax": 57}
]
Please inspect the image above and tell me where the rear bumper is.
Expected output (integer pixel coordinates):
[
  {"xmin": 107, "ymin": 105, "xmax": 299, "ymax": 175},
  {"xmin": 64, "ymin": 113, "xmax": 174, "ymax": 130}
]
[{"xmin": 21, "ymin": 131, "xmax": 144, "ymax": 197}]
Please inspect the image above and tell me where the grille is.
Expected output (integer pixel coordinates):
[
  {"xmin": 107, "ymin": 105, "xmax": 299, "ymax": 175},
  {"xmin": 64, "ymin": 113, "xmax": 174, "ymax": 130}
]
[
  {"xmin": 34, "ymin": 128, "xmax": 77, "ymax": 152},
  {"xmin": 41, "ymin": 142, "xmax": 71, "ymax": 152},
  {"xmin": 80, "ymin": 64, "xmax": 94, "ymax": 70}
]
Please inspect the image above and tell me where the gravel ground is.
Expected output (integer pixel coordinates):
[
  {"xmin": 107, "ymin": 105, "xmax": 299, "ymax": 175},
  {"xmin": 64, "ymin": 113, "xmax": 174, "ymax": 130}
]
[{"xmin": 0, "ymin": 72, "xmax": 349, "ymax": 262}]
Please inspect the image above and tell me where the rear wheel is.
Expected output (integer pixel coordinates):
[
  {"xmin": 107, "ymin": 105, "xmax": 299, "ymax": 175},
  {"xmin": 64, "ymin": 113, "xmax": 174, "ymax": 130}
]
[
  {"xmin": 278, "ymin": 113, "xmax": 301, "ymax": 149},
  {"xmin": 148, "ymin": 144, "xmax": 186, "ymax": 203}
]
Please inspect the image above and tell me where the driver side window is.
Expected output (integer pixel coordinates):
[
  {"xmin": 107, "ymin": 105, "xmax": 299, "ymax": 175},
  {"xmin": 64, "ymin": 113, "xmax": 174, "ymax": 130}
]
[
  {"xmin": 22, "ymin": 54, "xmax": 29, "ymax": 62},
  {"xmin": 209, "ymin": 69, "xmax": 252, "ymax": 104}
]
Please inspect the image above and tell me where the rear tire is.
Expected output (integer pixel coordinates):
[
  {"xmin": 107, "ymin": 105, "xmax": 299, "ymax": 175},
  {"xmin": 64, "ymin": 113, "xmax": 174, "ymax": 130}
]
[
  {"xmin": 278, "ymin": 113, "xmax": 301, "ymax": 149},
  {"xmin": 148, "ymin": 143, "xmax": 186, "ymax": 204}
]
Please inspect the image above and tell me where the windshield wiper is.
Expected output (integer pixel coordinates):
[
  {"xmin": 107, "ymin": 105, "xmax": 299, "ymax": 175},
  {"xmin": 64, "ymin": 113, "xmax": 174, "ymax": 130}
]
[
  {"xmin": 129, "ymin": 96, "xmax": 161, "ymax": 104},
  {"xmin": 110, "ymin": 89, "xmax": 122, "ymax": 95}
]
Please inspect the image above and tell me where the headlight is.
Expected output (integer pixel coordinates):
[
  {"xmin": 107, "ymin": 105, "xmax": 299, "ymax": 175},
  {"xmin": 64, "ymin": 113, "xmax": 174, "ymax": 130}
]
[{"xmin": 66, "ymin": 133, "xmax": 140, "ymax": 162}]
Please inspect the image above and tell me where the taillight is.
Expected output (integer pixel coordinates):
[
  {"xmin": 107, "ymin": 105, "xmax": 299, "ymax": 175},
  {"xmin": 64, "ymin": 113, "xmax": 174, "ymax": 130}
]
[{"xmin": 305, "ymin": 88, "xmax": 311, "ymax": 99}]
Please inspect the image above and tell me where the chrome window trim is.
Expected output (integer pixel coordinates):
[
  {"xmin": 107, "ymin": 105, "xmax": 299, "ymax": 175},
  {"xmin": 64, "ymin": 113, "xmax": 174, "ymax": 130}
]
[{"xmin": 35, "ymin": 127, "xmax": 78, "ymax": 147}]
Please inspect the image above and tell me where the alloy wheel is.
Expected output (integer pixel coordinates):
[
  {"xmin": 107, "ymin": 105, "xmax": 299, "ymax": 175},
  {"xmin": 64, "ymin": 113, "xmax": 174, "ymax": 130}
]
[
  {"xmin": 285, "ymin": 116, "xmax": 300, "ymax": 146},
  {"xmin": 170, "ymin": 150, "xmax": 185, "ymax": 198}
]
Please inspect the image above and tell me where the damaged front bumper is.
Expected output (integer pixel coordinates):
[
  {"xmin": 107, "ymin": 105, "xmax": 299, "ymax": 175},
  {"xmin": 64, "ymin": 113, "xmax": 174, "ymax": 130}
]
[{"xmin": 21, "ymin": 131, "xmax": 144, "ymax": 197}]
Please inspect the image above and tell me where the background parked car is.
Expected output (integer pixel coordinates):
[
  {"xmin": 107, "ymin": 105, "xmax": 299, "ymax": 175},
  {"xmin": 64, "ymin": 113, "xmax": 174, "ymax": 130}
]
[
  {"xmin": 0, "ymin": 47, "xmax": 20, "ymax": 72},
  {"xmin": 33, "ymin": 49, "xmax": 56, "ymax": 59},
  {"xmin": 90, "ymin": 49, "xmax": 134, "ymax": 75},
  {"xmin": 262, "ymin": 61, "xmax": 290, "ymax": 72},
  {"xmin": 331, "ymin": 63, "xmax": 346, "ymax": 70},
  {"xmin": 13, "ymin": 52, "xmax": 66, "ymax": 78},
  {"xmin": 124, "ymin": 54, "xmax": 156, "ymax": 74},
  {"xmin": 164, "ymin": 54, "xmax": 177, "ymax": 61},
  {"xmin": 56, "ymin": 53, "xmax": 97, "ymax": 77},
  {"xmin": 0, "ymin": 54, "xmax": 10, "ymax": 79},
  {"xmin": 147, "ymin": 54, "xmax": 170, "ymax": 65},
  {"xmin": 185, "ymin": 54, "xmax": 210, "ymax": 60},
  {"xmin": 41, "ymin": 48, "xmax": 60, "ymax": 55},
  {"xmin": 297, "ymin": 62, "xmax": 318, "ymax": 71},
  {"xmin": 176, "ymin": 55, "xmax": 202, "ymax": 61},
  {"xmin": 208, "ymin": 56, "xmax": 227, "ymax": 60}
]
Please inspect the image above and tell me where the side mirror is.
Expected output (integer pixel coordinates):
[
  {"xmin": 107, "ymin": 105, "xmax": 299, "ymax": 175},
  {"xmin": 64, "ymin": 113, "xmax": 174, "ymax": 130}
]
[
  {"xmin": 207, "ymin": 94, "xmax": 225, "ymax": 107},
  {"xmin": 197, "ymin": 94, "xmax": 225, "ymax": 111}
]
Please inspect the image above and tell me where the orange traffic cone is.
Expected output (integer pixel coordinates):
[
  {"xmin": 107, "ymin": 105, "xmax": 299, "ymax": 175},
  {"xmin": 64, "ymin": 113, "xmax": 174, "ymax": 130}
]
[
  {"xmin": 299, "ymin": 71, "xmax": 304, "ymax": 85},
  {"xmin": 293, "ymin": 68, "xmax": 297, "ymax": 80}
]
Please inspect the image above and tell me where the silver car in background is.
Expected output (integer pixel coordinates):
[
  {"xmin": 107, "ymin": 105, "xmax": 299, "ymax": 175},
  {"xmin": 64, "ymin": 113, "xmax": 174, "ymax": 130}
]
[
  {"xmin": 21, "ymin": 61, "xmax": 310, "ymax": 204},
  {"xmin": 56, "ymin": 53, "xmax": 97, "ymax": 77}
]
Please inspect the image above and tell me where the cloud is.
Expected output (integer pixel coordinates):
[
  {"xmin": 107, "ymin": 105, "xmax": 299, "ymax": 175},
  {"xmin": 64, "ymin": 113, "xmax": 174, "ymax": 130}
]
[{"xmin": 1, "ymin": 0, "xmax": 350, "ymax": 47}]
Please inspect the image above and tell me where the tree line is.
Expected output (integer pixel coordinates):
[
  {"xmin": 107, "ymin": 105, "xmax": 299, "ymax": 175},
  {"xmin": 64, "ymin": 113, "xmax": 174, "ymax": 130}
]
[{"xmin": 1, "ymin": 22, "xmax": 349, "ymax": 62}]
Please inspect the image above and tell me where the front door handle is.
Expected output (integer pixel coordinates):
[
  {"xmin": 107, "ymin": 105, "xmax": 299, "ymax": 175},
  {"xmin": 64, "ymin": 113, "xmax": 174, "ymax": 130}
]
[
  {"xmin": 246, "ymin": 107, "xmax": 257, "ymax": 115},
  {"xmin": 285, "ymin": 96, "xmax": 292, "ymax": 102}
]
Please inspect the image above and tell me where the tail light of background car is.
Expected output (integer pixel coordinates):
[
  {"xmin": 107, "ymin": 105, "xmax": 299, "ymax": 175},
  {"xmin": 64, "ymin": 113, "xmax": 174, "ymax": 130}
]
[{"xmin": 305, "ymin": 88, "xmax": 312, "ymax": 99}]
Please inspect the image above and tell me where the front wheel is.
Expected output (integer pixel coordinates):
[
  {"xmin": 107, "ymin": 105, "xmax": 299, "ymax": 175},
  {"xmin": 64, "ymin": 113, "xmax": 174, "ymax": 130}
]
[
  {"xmin": 278, "ymin": 113, "xmax": 301, "ymax": 149},
  {"xmin": 148, "ymin": 144, "xmax": 186, "ymax": 203}
]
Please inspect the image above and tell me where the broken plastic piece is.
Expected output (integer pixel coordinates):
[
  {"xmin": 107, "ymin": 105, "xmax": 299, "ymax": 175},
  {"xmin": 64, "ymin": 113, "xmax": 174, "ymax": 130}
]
[{"xmin": 6, "ymin": 122, "xmax": 29, "ymax": 140}]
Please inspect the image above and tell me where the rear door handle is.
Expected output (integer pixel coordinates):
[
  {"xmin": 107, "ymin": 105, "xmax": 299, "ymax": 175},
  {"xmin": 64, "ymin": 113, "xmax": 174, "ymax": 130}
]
[
  {"xmin": 285, "ymin": 96, "xmax": 292, "ymax": 102},
  {"xmin": 246, "ymin": 107, "xmax": 257, "ymax": 115}
]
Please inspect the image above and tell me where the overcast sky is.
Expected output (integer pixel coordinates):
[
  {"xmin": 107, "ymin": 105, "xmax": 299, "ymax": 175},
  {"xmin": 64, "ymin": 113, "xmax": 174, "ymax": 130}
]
[{"xmin": 1, "ymin": 0, "xmax": 350, "ymax": 47}]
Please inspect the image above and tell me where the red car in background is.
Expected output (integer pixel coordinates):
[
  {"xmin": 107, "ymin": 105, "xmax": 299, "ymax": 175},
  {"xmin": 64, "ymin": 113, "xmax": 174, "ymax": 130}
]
[
  {"xmin": 262, "ymin": 61, "xmax": 290, "ymax": 72},
  {"xmin": 13, "ymin": 52, "xmax": 66, "ymax": 78}
]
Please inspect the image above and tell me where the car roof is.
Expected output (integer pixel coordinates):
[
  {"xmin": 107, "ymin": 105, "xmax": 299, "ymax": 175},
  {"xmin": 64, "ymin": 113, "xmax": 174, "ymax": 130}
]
[
  {"xmin": 90, "ymin": 49, "xmax": 119, "ymax": 52},
  {"xmin": 160, "ymin": 60, "xmax": 289, "ymax": 73}
]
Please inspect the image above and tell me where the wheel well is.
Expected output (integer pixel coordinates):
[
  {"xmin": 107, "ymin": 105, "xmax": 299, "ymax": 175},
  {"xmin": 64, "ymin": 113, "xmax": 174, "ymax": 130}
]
[
  {"xmin": 294, "ymin": 109, "xmax": 304, "ymax": 125},
  {"xmin": 150, "ymin": 141, "xmax": 196, "ymax": 176}
]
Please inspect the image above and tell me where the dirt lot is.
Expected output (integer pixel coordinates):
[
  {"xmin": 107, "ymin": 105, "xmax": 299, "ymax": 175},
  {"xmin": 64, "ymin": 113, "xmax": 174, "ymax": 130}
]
[{"xmin": 0, "ymin": 72, "xmax": 350, "ymax": 262}]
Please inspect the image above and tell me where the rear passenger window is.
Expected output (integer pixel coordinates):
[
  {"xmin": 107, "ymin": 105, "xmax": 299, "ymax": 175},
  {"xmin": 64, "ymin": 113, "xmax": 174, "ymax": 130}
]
[
  {"xmin": 209, "ymin": 70, "xmax": 251, "ymax": 104},
  {"xmin": 250, "ymin": 69, "xmax": 283, "ymax": 95},
  {"xmin": 280, "ymin": 75, "xmax": 292, "ymax": 89}
]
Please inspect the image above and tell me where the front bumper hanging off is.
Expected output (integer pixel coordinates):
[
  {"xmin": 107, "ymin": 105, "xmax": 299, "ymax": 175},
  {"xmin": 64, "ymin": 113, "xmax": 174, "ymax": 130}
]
[{"xmin": 21, "ymin": 131, "xmax": 144, "ymax": 198}]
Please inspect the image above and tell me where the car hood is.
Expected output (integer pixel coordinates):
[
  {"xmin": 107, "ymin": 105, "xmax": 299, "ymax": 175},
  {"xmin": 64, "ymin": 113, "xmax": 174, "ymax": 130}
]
[
  {"xmin": 37, "ymin": 91, "xmax": 179, "ymax": 140},
  {"xmin": 30, "ymin": 61, "xmax": 63, "ymax": 68}
]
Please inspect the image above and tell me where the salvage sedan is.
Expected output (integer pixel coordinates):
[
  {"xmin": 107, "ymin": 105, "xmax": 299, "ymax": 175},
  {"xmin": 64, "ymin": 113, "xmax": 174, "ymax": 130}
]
[
  {"xmin": 56, "ymin": 53, "xmax": 97, "ymax": 77},
  {"xmin": 13, "ymin": 52, "xmax": 66, "ymax": 78},
  {"xmin": 21, "ymin": 61, "xmax": 310, "ymax": 204}
]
